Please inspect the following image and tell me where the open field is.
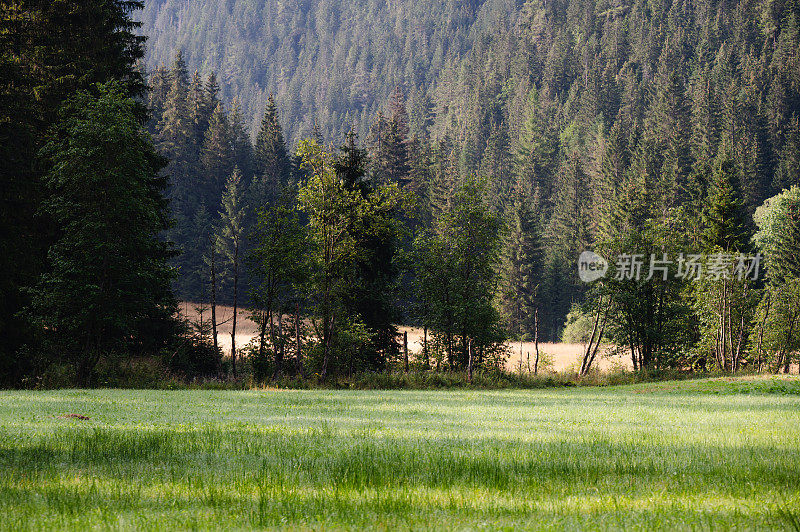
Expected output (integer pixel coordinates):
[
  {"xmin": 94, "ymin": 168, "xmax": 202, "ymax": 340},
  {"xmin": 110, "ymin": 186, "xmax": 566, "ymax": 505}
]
[
  {"xmin": 2, "ymin": 377, "xmax": 800, "ymax": 530},
  {"xmin": 180, "ymin": 304, "xmax": 629, "ymax": 372}
]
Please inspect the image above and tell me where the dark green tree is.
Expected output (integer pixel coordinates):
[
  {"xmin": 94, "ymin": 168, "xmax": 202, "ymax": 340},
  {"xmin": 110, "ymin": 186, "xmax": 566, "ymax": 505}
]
[
  {"xmin": 253, "ymin": 94, "xmax": 291, "ymax": 205},
  {"xmin": 31, "ymin": 83, "xmax": 176, "ymax": 385},
  {"xmin": 498, "ymin": 186, "xmax": 543, "ymax": 340},
  {"xmin": 335, "ymin": 131, "xmax": 404, "ymax": 369},
  {"xmin": 248, "ymin": 189, "xmax": 307, "ymax": 381},
  {"xmin": 217, "ymin": 167, "xmax": 246, "ymax": 378},
  {"xmin": 701, "ymin": 156, "xmax": 752, "ymax": 253},
  {"xmin": 200, "ymin": 102, "xmax": 233, "ymax": 210},
  {"xmin": 0, "ymin": 0, "xmax": 150, "ymax": 384}
]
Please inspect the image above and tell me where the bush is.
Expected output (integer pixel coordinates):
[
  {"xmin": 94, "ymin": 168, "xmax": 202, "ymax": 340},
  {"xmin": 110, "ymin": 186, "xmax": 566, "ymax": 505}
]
[
  {"xmin": 168, "ymin": 334, "xmax": 222, "ymax": 379},
  {"xmin": 561, "ymin": 304, "xmax": 601, "ymax": 344},
  {"xmin": 95, "ymin": 355, "xmax": 173, "ymax": 388}
]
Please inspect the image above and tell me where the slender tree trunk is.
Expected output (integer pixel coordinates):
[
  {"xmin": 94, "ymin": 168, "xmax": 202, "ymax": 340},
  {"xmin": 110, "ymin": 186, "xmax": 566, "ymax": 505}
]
[
  {"xmin": 231, "ymin": 243, "xmax": 239, "ymax": 379},
  {"xmin": 321, "ymin": 310, "xmax": 334, "ymax": 379},
  {"xmin": 467, "ymin": 337, "xmax": 473, "ymax": 383},
  {"xmin": 423, "ymin": 326, "xmax": 429, "ymax": 369},
  {"xmin": 734, "ymin": 312, "xmax": 745, "ymax": 373},
  {"xmin": 403, "ymin": 331, "xmax": 409, "ymax": 373},
  {"xmin": 581, "ymin": 295, "xmax": 603, "ymax": 376},
  {"xmin": 295, "ymin": 303, "xmax": 304, "ymax": 378},
  {"xmin": 783, "ymin": 315, "xmax": 797, "ymax": 375},
  {"xmin": 756, "ymin": 294, "xmax": 771, "ymax": 372},
  {"xmin": 258, "ymin": 311, "xmax": 268, "ymax": 363},
  {"xmin": 211, "ymin": 248, "xmax": 220, "ymax": 375},
  {"xmin": 534, "ymin": 308, "xmax": 540, "ymax": 375},
  {"xmin": 446, "ymin": 332, "xmax": 453, "ymax": 371},
  {"xmin": 273, "ymin": 310, "xmax": 284, "ymax": 380}
]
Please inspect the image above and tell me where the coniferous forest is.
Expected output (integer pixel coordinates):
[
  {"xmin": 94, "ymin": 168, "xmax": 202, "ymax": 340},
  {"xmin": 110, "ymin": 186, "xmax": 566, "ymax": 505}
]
[{"xmin": 2, "ymin": 0, "xmax": 800, "ymax": 387}]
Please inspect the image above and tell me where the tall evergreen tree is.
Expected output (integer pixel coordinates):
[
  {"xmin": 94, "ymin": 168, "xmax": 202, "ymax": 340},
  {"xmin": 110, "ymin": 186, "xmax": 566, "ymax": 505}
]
[
  {"xmin": 252, "ymin": 95, "xmax": 291, "ymax": 209},
  {"xmin": 200, "ymin": 102, "xmax": 233, "ymax": 210},
  {"xmin": 0, "ymin": 0, "xmax": 150, "ymax": 384},
  {"xmin": 229, "ymin": 99, "xmax": 254, "ymax": 179},
  {"xmin": 335, "ymin": 131, "xmax": 402, "ymax": 368},
  {"xmin": 31, "ymin": 83, "xmax": 176, "ymax": 385},
  {"xmin": 498, "ymin": 185, "xmax": 543, "ymax": 340},
  {"xmin": 701, "ymin": 156, "xmax": 752, "ymax": 252},
  {"xmin": 217, "ymin": 167, "xmax": 246, "ymax": 378}
]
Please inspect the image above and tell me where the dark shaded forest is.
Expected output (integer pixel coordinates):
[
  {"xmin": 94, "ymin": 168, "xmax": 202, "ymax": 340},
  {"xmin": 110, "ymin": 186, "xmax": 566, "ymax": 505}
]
[{"xmin": 2, "ymin": 0, "xmax": 800, "ymax": 387}]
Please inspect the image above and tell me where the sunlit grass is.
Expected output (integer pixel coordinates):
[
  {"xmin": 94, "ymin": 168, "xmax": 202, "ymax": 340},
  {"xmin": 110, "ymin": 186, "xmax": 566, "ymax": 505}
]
[{"xmin": 1, "ymin": 377, "xmax": 799, "ymax": 530}]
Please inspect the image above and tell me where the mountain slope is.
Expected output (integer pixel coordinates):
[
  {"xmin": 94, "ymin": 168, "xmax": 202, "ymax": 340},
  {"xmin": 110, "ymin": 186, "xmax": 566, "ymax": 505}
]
[{"xmin": 137, "ymin": 0, "xmax": 519, "ymax": 144}]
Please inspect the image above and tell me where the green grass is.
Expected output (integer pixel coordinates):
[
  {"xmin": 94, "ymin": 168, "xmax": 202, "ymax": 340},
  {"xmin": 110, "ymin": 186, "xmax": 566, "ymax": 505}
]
[{"xmin": 1, "ymin": 376, "xmax": 799, "ymax": 530}]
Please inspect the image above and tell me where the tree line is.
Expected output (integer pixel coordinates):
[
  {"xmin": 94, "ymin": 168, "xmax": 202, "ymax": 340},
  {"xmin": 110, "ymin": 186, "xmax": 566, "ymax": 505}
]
[
  {"xmin": 148, "ymin": 51, "xmax": 515, "ymax": 379},
  {"xmin": 2, "ymin": 0, "xmax": 800, "ymax": 387}
]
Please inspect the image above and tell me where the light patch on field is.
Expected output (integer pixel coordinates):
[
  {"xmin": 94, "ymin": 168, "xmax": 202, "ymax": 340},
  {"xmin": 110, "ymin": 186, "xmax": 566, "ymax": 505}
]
[{"xmin": 181, "ymin": 303, "xmax": 632, "ymax": 372}]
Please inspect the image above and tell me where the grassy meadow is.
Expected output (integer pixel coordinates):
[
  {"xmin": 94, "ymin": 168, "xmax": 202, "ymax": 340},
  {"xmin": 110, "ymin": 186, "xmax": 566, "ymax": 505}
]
[{"xmin": 1, "ymin": 377, "xmax": 800, "ymax": 530}]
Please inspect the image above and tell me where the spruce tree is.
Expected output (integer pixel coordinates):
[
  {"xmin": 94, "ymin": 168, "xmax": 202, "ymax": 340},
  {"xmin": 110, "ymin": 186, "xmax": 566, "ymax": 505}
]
[
  {"xmin": 200, "ymin": 102, "xmax": 233, "ymax": 211},
  {"xmin": 148, "ymin": 66, "xmax": 170, "ymax": 134},
  {"xmin": 498, "ymin": 184, "xmax": 543, "ymax": 340},
  {"xmin": 229, "ymin": 99, "xmax": 254, "ymax": 179},
  {"xmin": 335, "ymin": 131, "xmax": 400, "ymax": 368},
  {"xmin": 217, "ymin": 167, "xmax": 246, "ymax": 378},
  {"xmin": 701, "ymin": 156, "xmax": 751, "ymax": 252},
  {"xmin": 253, "ymin": 95, "xmax": 291, "ymax": 206},
  {"xmin": 0, "ymin": 0, "xmax": 151, "ymax": 384},
  {"xmin": 158, "ymin": 51, "xmax": 194, "ymax": 207},
  {"xmin": 31, "ymin": 83, "xmax": 176, "ymax": 385}
]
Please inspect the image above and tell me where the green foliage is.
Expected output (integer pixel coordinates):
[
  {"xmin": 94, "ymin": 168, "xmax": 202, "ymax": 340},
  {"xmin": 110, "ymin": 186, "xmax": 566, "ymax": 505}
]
[
  {"xmin": 497, "ymin": 187, "xmax": 543, "ymax": 340},
  {"xmin": 296, "ymin": 138, "xmax": 409, "ymax": 377},
  {"xmin": 247, "ymin": 187, "xmax": 307, "ymax": 381},
  {"xmin": 30, "ymin": 82, "xmax": 177, "ymax": 384},
  {"xmin": 701, "ymin": 156, "xmax": 752, "ymax": 252},
  {"xmin": 138, "ymin": 0, "xmax": 800, "ymax": 350},
  {"xmin": 253, "ymin": 94, "xmax": 291, "ymax": 202},
  {"xmin": 752, "ymin": 188, "xmax": 800, "ymax": 371},
  {"xmin": 755, "ymin": 186, "xmax": 800, "ymax": 284},
  {"xmin": 0, "ymin": 0, "xmax": 150, "ymax": 386},
  {"xmin": 413, "ymin": 175, "xmax": 506, "ymax": 369},
  {"xmin": 561, "ymin": 304, "xmax": 599, "ymax": 345}
]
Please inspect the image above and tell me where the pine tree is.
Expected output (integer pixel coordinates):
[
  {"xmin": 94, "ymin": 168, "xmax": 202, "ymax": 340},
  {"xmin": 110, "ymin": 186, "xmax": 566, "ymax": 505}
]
[
  {"xmin": 187, "ymin": 70, "xmax": 207, "ymax": 152},
  {"xmin": 772, "ymin": 204, "xmax": 800, "ymax": 284},
  {"xmin": 253, "ymin": 95, "xmax": 291, "ymax": 206},
  {"xmin": 514, "ymin": 89, "xmax": 560, "ymax": 211},
  {"xmin": 200, "ymin": 102, "xmax": 233, "ymax": 211},
  {"xmin": 203, "ymin": 72, "xmax": 221, "ymax": 131},
  {"xmin": 148, "ymin": 66, "xmax": 170, "ymax": 134},
  {"xmin": 158, "ymin": 51, "xmax": 194, "ymax": 207},
  {"xmin": 0, "ymin": 0, "xmax": 151, "ymax": 384},
  {"xmin": 369, "ymin": 88, "xmax": 411, "ymax": 186},
  {"xmin": 335, "ymin": 130, "xmax": 401, "ymax": 369},
  {"xmin": 701, "ymin": 156, "xmax": 752, "ymax": 252},
  {"xmin": 31, "ymin": 83, "xmax": 176, "ymax": 385},
  {"xmin": 498, "ymin": 184, "xmax": 543, "ymax": 340},
  {"xmin": 774, "ymin": 115, "xmax": 800, "ymax": 191},
  {"xmin": 217, "ymin": 167, "xmax": 246, "ymax": 378},
  {"xmin": 229, "ymin": 99, "xmax": 254, "ymax": 179}
]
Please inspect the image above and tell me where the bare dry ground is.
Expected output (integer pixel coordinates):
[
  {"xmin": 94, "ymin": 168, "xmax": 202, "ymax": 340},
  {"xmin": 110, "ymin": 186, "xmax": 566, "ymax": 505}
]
[
  {"xmin": 179, "ymin": 302, "xmax": 259, "ymax": 354},
  {"xmin": 181, "ymin": 303, "xmax": 630, "ymax": 372},
  {"xmin": 398, "ymin": 326, "xmax": 632, "ymax": 373}
]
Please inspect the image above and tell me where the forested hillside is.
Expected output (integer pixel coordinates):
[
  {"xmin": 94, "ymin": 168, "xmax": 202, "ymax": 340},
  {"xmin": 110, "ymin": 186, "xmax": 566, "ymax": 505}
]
[
  {"xmin": 137, "ymin": 0, "xmax": 519, "ymax": 144},
  {"xmin": 3, "ymin": 0, "xmax": 800, "ymax": 386},
  {"xmin": 142, "ymin": 0, "xmax": 800, "ymax": 343}
]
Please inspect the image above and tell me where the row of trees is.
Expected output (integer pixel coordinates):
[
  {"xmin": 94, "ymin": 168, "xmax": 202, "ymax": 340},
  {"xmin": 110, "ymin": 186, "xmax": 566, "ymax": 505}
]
[
  {"xmin": 152, "ymin": 48, "xmax": 800, "ymax": 379},
  {"xmin": 0, "ymin": 1, "xmax": 181, "ymax": 386},
  {"xmin": 3, "ymin": 0, "xmax": 800, "ymax": 385}
]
